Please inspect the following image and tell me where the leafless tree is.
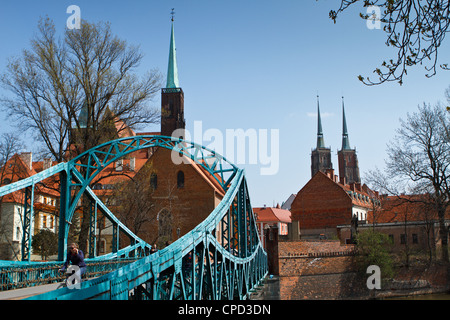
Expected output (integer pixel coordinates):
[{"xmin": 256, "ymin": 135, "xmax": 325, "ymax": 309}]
[
  {"xmin": 0, "ymin": 18, "xmax": 162, "ymax": 253},
  {"xmin": 329, "ymin": 0, "xmax": 450, "ymax": 85},
  {"xmin": 368, "ymin": 102, "xmax": 450, "ymax": 262},
  {"xmin": 1, "ymin": 17, "xmax": 161, "ymax": 161}
]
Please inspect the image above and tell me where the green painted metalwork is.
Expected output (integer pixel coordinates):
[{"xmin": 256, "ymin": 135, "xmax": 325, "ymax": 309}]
[
  {"xmin": 88, "ymin": 201, "xmax": 97, "ymax": 257},
  {"xmin": 166, "ymin": 21, "xmax": 179, "ymax": 89},
  {"xmin": 21, "ymin": 186, "xmax": 35, "ymax": 261},
  {"xmin": 0, "ymin": 135, "xmax": 268, "ymax": 300}
]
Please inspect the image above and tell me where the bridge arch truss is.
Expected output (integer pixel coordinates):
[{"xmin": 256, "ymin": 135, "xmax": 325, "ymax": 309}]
[{"xmin": 0, "ymin": 136, "xmax": 268, "ymax": 300}]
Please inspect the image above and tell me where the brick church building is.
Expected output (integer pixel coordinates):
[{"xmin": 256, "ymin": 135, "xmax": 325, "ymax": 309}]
[{"xmin": 290, "ymin": 97, "xmax": 379, "ymax": 241}]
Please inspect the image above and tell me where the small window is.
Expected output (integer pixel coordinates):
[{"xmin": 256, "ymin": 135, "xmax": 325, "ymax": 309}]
[
  {"xmin": 150, "ymin": 173, "xmax": 158, "ymax": 190},
  {"xmin": 400, "ymin": 234, "xmax": 406, "ymax": 244},
  {"xmin": 412, "ymin": 234, "xmax": 418, "ymax": 244},
  {"xmin": 177, "ymin": 171, "xmax": 184, "ymax": 188}
]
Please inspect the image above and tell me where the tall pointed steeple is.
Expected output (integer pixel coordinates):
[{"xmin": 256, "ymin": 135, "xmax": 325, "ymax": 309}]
[
  {"xmin": 316, "ymin": 95, "xmax": 325, "ymax": 149},
  {"xmin": 161, "ymin": 9, "xmax": 185, "ymax": 138},
  {"xmin": 341, "ymin": 97, "xmax": 351, "ymax": 150},
  {"xmin": 311, "ymin": 95, "xmax": 333, "ymax": 178},
  {"xmin": 338, "ymin": 96, "xmax": 360, "ymax": 184},
  {"xmin": 166, "ymin": 14, "xmax": 179, "ymax": 89}
]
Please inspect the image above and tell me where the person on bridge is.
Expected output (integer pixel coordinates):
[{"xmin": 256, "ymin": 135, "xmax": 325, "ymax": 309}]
[{"xmin": 59, "ymin": 243, "xmax": 87, "ymax": 277}]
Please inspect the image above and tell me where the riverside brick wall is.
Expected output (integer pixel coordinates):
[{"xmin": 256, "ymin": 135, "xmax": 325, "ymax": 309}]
[
  {"xmin": 277, "ymin": 240, "xmax": 369, "ymax": 299},
  {"xmin": 274, "ymin": 240, "xmax": 449, "ymax": 300},
  {"xmin": 278, "ymin": 240, "xmax": 356, "ymax": 276}
]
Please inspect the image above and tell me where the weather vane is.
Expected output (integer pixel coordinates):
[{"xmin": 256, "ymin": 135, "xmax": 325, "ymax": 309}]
[{"xmin": 171, "ymin": 8, "xmax": 175, "ymax": 22}]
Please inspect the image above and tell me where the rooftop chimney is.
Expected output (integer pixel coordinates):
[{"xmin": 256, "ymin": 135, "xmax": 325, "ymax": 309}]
[
  {"xmin": 19, "ymin": 152, "xmax": 32, "ymax": 171},
  {"xmin": 115, "ymin": 159, "xmax": 123, "ymax": 172}
]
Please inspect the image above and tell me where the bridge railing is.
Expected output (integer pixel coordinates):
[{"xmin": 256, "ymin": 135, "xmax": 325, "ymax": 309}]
[{"xmin": 0, "ymin": 257, "xmax": 138, "ymax": 291}]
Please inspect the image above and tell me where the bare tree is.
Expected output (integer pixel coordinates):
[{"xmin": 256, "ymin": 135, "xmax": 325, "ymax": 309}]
[
  {"xmin": 0, "ymin": 17, "xmax": 162, "ymax": 253},
  {"xmin": 369, "ymin": 102, "xmax": 450, "ymax": 262},
  {"xmin": 329, "ymin": 0, "xmax": 450, "ymax": 85},
  {"xmin": 1, "ymin": 17, "xmax": 161, "ymax": 161}
]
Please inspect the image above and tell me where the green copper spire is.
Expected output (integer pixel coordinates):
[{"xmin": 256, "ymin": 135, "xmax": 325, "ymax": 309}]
[
  {"xmin": 166, "ymin": 18, "xmax": 179, "ymax": 89},
  {"xmin": 316, "ymin": 95, "xmax": 325, "ymax": 149},
  {"xmin": 341, "ymin": 97, "xmax": 351, "ymax": 150}
]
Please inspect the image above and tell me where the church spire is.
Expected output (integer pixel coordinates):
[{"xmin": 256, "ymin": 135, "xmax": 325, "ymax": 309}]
[
  {"xmin": 316, "ymin": 95, "xmax": 325, "ymax": 149},
  {"xmin": 341, "ymin": 96, "xmax": 351, "ymax": 150},
  {"xmin": 166, "ymin": 9, "xmax": 179, "ymax": 89}
]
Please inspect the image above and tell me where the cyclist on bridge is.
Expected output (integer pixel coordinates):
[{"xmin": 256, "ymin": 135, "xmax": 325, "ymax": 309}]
[{"xmin": 59, "ymin": 243, "xmax": 87, "ymax": 277}]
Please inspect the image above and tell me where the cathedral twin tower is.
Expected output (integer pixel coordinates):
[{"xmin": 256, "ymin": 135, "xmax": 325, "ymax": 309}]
[{"xmin": 311, "ymin": 96, "xmax": 360, "ymax": 185}]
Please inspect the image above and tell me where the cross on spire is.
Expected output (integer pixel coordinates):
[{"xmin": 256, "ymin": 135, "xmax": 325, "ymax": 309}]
[{"xmin": 171, "ymin": 8, "xmax": 175, "ymax": 21}]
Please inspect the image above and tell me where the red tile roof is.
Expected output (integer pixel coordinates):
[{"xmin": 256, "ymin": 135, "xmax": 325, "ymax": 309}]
[{"xmin": 253, "ymin": 206, "xmax": 291, "ymax": 223}]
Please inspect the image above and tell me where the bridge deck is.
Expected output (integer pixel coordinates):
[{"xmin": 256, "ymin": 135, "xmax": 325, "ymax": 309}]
[{"xmin": 0, "ymin": 283, "xmax": 63, "ymax": 300}]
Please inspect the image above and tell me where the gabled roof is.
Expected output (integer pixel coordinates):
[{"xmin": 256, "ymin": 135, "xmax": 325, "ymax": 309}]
[
  {"xmin": 254, "ymin": 206, "xmax": 291, "ymax": 223},
  {"xmin": 294, "ymin": 170, "xmax": 379, "ymax": 210}
]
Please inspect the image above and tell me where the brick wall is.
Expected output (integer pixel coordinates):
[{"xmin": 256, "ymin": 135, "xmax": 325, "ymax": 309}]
[
  {"xmin": 276, "ymin": 240, "xmax": 366, "ymax": 299},
  {"xmin": 278, "ymin": 240, "xmax": 356, "ymax": 276},
  {"xmin": 291, "ymin": 172, "xmax": 352, "ymax": 237}
]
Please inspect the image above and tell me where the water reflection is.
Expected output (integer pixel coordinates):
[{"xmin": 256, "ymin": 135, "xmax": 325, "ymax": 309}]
[{"xmin": 386, "ymin": 293, "xmax": 450, "ymax": 300}]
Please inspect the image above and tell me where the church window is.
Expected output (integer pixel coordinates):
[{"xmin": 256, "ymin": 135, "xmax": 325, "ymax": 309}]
[{"xmin": 177, "ymin": 171, "xmax": 184, "ymax": 188}]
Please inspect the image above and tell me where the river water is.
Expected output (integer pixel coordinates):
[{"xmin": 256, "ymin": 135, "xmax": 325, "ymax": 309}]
[{"xmin": 385, "ymin": 292, "xmax": 450, "ymax": 300}]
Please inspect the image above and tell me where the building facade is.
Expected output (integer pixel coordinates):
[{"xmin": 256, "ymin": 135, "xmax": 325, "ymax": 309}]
[{"xmin": 254, "ymin": 205, "xmax": 291, "ymax": 249}]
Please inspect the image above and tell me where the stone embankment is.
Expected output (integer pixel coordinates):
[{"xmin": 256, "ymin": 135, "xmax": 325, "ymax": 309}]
[{"xmin": 260, "ymin": 240, "xmax": 450, "ymax": 300}]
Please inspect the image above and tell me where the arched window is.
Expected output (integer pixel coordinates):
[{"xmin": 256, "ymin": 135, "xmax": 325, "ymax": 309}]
[
  {"xmin": 177, "ymin": 171, "xmax": 184, "ymax": 188},
  {"xmin": 150, "ymin": 173, "xmax": 157, "ymax": 190}
]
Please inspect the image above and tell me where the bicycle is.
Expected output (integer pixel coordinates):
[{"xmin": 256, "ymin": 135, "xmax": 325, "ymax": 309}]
[{"xmin": 57, "ymin": 265, "xmax": 85, "ymax": 289}]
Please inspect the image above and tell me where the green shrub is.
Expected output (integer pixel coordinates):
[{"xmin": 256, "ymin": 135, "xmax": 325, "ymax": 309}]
[{"xmin": 355, "ymin": 229, "xmax": 395, "ymax": 280}]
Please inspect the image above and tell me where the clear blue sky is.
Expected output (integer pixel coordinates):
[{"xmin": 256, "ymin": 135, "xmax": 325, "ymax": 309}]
[{"xmin": 0, "ymin": 1, "xmax": 449, "ymax": 207}]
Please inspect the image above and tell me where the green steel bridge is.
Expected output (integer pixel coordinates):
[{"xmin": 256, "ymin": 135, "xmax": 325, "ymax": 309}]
[{"xmin": 0, "ymin": 136, "xmax": 268, "ymax": 300}]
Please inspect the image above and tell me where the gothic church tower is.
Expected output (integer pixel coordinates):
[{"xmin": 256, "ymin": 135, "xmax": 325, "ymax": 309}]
[
  {"xmin": 337, "ymin": 98, "xmax": 360, "ymax": 185},
  {"xmin": 311, "ymin": 96, "xmax": 333, "ymax": 177},
  {"xmin": 161, "ymin": 15, "xmax": 185, "ymax": 139}
]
